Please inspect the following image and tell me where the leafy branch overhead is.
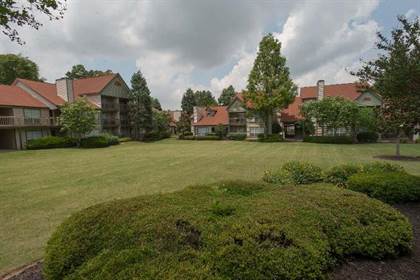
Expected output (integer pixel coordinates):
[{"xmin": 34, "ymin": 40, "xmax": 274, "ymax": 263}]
[{"xmin": 0, "ymin": 0, "xmax": 67, "ymax": 44}]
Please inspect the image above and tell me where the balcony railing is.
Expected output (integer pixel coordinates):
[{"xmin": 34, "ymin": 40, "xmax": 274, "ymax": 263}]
[
  {"xmin": 0, "ymin": 116, "xmax": 59, "ymax": 127},
  {"xmin": 229, "ymin": 118, "xmax": 247, "ymax": 126}
]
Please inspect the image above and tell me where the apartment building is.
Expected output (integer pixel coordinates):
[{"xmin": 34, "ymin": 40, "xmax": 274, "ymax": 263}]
[{"xmin": 0, "ymin": 74, "xmax": 131, "ymax": 149}]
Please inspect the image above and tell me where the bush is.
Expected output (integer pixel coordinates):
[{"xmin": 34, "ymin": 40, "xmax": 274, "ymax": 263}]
[
  {"xmin": 257, "ymin": 134, "xmax": 284, "ymax": 142},
  {"xmin": 102, "ymin": 134, "xmax": 120, "ymax": 145},
  {"xmin": 357, "ymin": 132, "xmax": 379, "ymax": 143},
  {"xmin": 27, "ymin": 136, "xmax": 76, "ymax": 150},
  {"xmin": 263, "ymin": 161, "xmax": 323, "ymax": 185},
  {"xmin": 144, "ymin": 131, "xmax": 171, "ymax": 141},
  {"xmin": 303, "ymin": 136, "xmax": 353, "ymax": 144},
  {"xmin": 324, "ymin": 162, "xmax": 405, "ymax": 187},
  {"xmin": 347, "ymin": 172, "xmax": 420, "ymax": 203},
  {"xmin": 44, "ymin": 181, "xmax": 412, "ymax": 280},
  {"xmin": 178, "ymin": 135, "xmax": 221, "ymax": 141},
  {"xmin": 80, "ymin": 136, "xmax": 110, "ymax": 148},
  {"xmin": 415, "ymin": 138, "xmax": 420, "ymax": 144},
  {"xmin": 118, "ymin": 137, "xmax": 132, "ymax": 143},
  {"xmin": 227, "ymin": 133, "xmax": 247, "ymax": 141}
]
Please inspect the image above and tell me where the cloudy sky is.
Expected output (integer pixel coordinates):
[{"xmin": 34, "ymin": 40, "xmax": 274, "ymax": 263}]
[{"xmin": 0, "ymin": 0, "xmax": 418, "ymax": 109}]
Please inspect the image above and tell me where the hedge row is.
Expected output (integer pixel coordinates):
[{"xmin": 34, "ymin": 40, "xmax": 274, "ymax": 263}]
[
  {"xmin": 257, "ymin": 134, "xmax": 284, "ymax": 142},
  {"xmin": 27, "ymin": 136, "xmax": 76, "ymax": 150},
  {"xmin": 44, "ymin": 181, "xmax": 412, "ymax": 279},
  {"xmin": 303, "ymin": 135, "xmax": 353, "ymax": 144}
]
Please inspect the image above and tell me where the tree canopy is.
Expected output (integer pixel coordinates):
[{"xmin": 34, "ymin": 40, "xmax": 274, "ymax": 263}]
[
  {"xmin": 181, "ymin": 88, "xmax": 196, "ymax": 115},
  {"xmin": 65, "ymin": 64, "xmax": 113, "ymax": 79},
  {"xmin": 353, "ymin": 16, "xmax": 420, "ymax": 154},
  {"xmin": 151, "ymin": 97, "xmax": 162, "ymax": 111},
  {"xmin": 1, "ymin": 0, "xmax": 66, "ymax": 44},
  {"xmin": 0, "ymin": 54, "xmax": 40, "ymax": 84},
  {"xmin": 246, "ymin": 34, "xmax": 297, "ymax": 136},
  {"xmin": 181, "ymin": 88, "xmax": 217, "ymax": 115},
  {"xmin": 218, "ymin": 85, "xmax": 236, "ymax": 106}
]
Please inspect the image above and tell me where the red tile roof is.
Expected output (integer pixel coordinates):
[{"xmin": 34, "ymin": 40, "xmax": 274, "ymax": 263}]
[
  {"xmin": 14, "ymin": 78, "xmax": 65, "ymax": 106},
  {"xmin": 280, "ymin": 96, "xmax": 303, "ymax": 122},
  {"xmin": 0, "ymin": 85, "xmax": 48, "ymax": 108},
  {"xmin": 300, "ymin": 83, "xmax": 362, "ymax": 101},
  {"xmin": 193, "ymin": 106, "xmax": 229, "ymax": 126}
]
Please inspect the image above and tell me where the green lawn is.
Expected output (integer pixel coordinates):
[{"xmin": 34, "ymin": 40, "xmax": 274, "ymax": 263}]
[{"xmin": 0, "ymin": 139, "xmax": 419, "ymax": 273}]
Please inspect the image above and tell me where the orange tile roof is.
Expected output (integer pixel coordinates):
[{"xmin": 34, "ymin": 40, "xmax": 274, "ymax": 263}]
[
  {"xmin": 300, "ymin": 83, "xmax": 362, "ymax": 101},
  {"xmin": 193, "ymin": 106, "xmax": 229, "ymax": 126},
  {"xmin": 0, "ymin": 85, "xmax": 48, "ymax": 108},
  {"xmin": 14, "ymin": 78, "xmax": 65, "ymax": 106}
]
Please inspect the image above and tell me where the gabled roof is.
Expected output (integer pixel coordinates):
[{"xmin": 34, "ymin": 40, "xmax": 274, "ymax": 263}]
[
  {"xmin": 193, "ymin": 106, "xmax": 229, "ymax": 126},
  {"xmin": 0, "ymin": 85, "xmax": 48, "ymax": 108},
  {"xmin": 14, "ymin": 78, "xmax": 65, "ymax": 106},
  {"xmin": 300, "ymin": 83, "xmax": 362, "ymax": 101}
]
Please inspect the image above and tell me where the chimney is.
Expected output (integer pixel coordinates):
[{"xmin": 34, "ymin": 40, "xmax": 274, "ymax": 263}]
[
  {"xmin": 56, "ymin": 78, "xmax": 74, "ymax": 102},
  {"xmin": 317, "ymin": 80, "xmax": 325, "ymax": 100}
]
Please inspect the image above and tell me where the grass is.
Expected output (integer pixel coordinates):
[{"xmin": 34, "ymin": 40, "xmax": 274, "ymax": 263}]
[{"xmin": 0, "ymin": 139, "xmax": 419, "ymax": 273}]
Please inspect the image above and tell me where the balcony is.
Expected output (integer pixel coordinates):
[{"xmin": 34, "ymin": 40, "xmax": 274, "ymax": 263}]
[
  {"xmin": 0, "ymin": 116, "xmax": 59, "ymax": 128},
  {"xmin": 102, "ymin": 118, "xmax": 120, "ymax": 127},
  {"xmin": 229, "ymin": 118, "xmax": 247, "ymax": 126},
  {"xmin": 101, "ymin": 103, "xmax": 119, "ymax": 112}
]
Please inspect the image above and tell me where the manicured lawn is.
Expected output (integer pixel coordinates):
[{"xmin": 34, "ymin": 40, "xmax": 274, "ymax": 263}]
[{"xmin": 0, "ymin": 139, "xmax": 419, "ymax": 273}]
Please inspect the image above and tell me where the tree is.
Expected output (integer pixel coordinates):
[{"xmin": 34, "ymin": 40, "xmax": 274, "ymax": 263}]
[
  {"xmin": 1, "ymin": 0, "xmax": 66, "ymax": 44},
  {"xmin": 195, "ymin": 90, "xmax": 217, "ymax": 107},
  {"xmin": 65, "ymin": 64, "xmax": 113, "ymax": 79},
  {"xmin": 59, "ymin": 98, "xmax": 96, "ymax": 147},
  {"xmin": 0, "ymin": 54, "xmax": 40, "ymax": 84},
  {"xmin": 128, "ymin": 71, "xmax": 153, "ymax": 140},
  {"xmin": 353, "ymin": 16, "xmax": 420, "ymax": 156},
  {"xmin": 151, "ymin": 97, "xmax": 162, "ymax": 111},
  {"xmin": 152, "ymin": 111, "xmax": 171, "ymax": 139},
  {"xmin": 181, "ymin": 88, "xmax": 196, "ymax": 115},
  {"xmin": 176, "ymin": 112, "xmax": 192, "ymax": 136},
  {"xmin": 218, "ymin": 85, "xmax": 236, "ymax": 105},
  {"xmin": 246, "ymin": 34, "xmax": 297, "ymax": 136}
]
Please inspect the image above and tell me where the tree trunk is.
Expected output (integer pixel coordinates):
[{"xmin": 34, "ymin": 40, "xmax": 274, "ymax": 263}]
[
  {"xmin": 396, "ymin": 129, "xmax": 401, "ymax": 157},
  {"xmin": 266, "ymin": 113, "xmax": 273, "ymax": 136}
]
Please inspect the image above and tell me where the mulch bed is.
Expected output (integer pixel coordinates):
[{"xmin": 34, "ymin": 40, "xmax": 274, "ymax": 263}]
[
  {"xmin": 2, "ymin": 204, "xmax": 419, "ymax": 280},
  {"xmin": 374, "ymin": 155, "xmax": 420, "ymax": 161}
]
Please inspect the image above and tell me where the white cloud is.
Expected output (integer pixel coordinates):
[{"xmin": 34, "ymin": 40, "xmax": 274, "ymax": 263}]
[{"xmin": 405, "ymin": 9, "xmax": 417, "ymax": 19}]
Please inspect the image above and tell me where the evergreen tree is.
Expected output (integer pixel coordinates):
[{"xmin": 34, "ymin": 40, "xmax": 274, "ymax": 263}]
[
  {"xmin": 218, "ymin": 85, "xmax": 236, "ymax": 105},
  {"xmin": 128, "ymin": 71, "xmax": 153, "ymax": 140},
  {"xmin": 151, "ymin": 97, "xmax": 162, "ymax": 111},
  {"xmin": 181, "ymin": 88, "xmax": 196, "ymax": 115},
  {"xmin": 195, "ymin": 90, "xmax": 217, "ymax": 107},
  {"xmin": 65, "ymin": 64, "xmax": 113, "ymax": 79},
  {"xmin": 246, "ymin": 34, "xmax": 297, "ymax": 136}
]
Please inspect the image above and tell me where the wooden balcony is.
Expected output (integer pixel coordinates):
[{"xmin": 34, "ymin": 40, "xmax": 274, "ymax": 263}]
[{"xmin": 0, "ymin": 116, "xmax": 59, "ymax": 128}]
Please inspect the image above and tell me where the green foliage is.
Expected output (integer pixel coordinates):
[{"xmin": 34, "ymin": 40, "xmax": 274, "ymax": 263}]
[
  {"xmin": 0, "ymin": 54, "xmax": 40, "ymax": 84},
  {"xmin": 128, "ymin": 71, "xmax": 153, "ymax": 140},
  {"xmin": 103, "ymin": 134, "xmax": 120, "ymax": 146},
  {"xmin": 149, "ymin": 111, "xmax": 171, "ymax": 141},
  {"xmin": 227, "ymin": 133, "xmax": 247, "ymax": 141},
  {"xmin": 0, "ymin": 0, "xmax": 65, "ymax": 44},
  {"xmin": 176, "ymin": 112, "xmax": 192, "ymax": 136},
  {"xmin": 118, "ymin": 137, "xmax": 132, "ymax": 143},
  {"xmin": 43, "ymin": 181, "xmax": 412, "ymax": 280},
  {"xmin": 348, "ymin": 172, "xmax": 420, "ymax": 204},
  {"xmin": 26, "ymin": 136, "xmax": 76, "ymax": 150},
  {"xmin": 181, "ymin": 88, "xmax": 196, "ymax": 115},
  {"xmin": 303, "ymin": 136, "xmax": 353, "ymax": 144},
  {"xmin": 246, "ymin": 34, "xmax": 297, "ymax": 136},
  {"xmin": 357, "ymin": 131, "xmax": 379, "ymax": 143},
  {"xmin": 151, "ymin": 97, "xmax": 162, "ymax": 111},
  {"xmin": 65, "ymin": 64, "xmax": 113, "ymax": 79},
  {"xmin": 257, "ymin": 134, "xmax": 284, "ymax": 142},
  {"xmin": 178, "ymin": 135, "xmax": 221, "ymax": 141},
  {"xmin": 416, "ymin": 138, "xmax": 420, "ymax": 144},
  {"xmin": 80, "ymin": 136, "xmax": 110, "ymax": 149},
  {"xmin": 195, "ymin": 90, "xmax": 217, "ymax": 107},
  {"xmin": 218, "ymin": 85, "xmax": 236, "ymax": 106},
  {"xmin": 59, "ymin": 98, "xmax": 97, "ymax": 146},
  {"xmin": 214, "ymin": 124, "xmax": 227, "ymax": 139},
  {"xmin": 263, "ymin": 161, "xmax": 323, "ymax": 185}
]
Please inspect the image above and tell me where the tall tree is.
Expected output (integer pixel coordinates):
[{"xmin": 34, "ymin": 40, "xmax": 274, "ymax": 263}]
[
  {"xmin": 181, "ymin": 88, "xmax": 196, "ymax": 115},
  {"xmin": 1, "ymin": 0, "xmax": 66, "ymax": 44},
  {"xmin": 151, "ymin": 97, "xmax": 162, "ymax": 111},
  {"xmin": 0, "ymin": 54, "xmax": 40, "ymax": 84},
  {"xmin": 128, "ymin": 71, "xmax": 153, "ymax": 140},
  {"xmin": 218, "ymin": 85, "xmax": 236, "ymax": 105},
  {"xmin": 195, "ymin": 90, "xmax": 217, "ymax": 107},
  {"xmin": 176, "ymin": 112, "xmax": 192, "ymax": 136},
  {"xmin": 246, "ymin": 34, "xmax": 297, "ymax": 136},
  {"xmin": 65, "ymin": 64, "xmax": 113, "ymax": 79},
  {"xmin": 353, "ymin": 16, "xmax": 420, "ymax": 156},
  {"xmin": 59, "ymin": 98, "xmax": 96, "ymax": 147}
]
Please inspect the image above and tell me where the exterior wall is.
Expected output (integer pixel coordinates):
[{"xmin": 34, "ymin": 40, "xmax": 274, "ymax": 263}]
[
  {"xmin": 100, "ymin": 76, "xmax": 130, "ymax": 98},
  {"xmin": 356, "ymin": 92, "xmax": 382, "ymax": 107},
  {"xmin": 228, "ymin": 99, "xmax": 246, "ymax": 113},
  {"xmin": 86, "ymin": 94, "xmax": 101, "ymax": 108},
  {"xmin": 246, "ymin": 116, "xmax": 265, "ymax": 138},
  {"xmin": 0, "ymin": 129, "xmax": 17, "ymax": 149}
]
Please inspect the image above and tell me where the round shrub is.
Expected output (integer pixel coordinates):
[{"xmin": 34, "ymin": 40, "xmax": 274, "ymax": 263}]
[
  {"xmin": 44, "ymin": 181, "xmax": 412, "ymax": 280},
  {"xmin": 26, "ymin": 136, "xmax": 76, "ymax": 150},
  {"xmin": 263, "ymin": 161, "xmax": 323, "ymax": 185},
  {"xmin": 80, "ymin": 136, "xmax": 110, "ymax": 148},
  {"xmin": 357, "ymin": 131, "xmax": 379, "ymax": 143},
  {"xmin": 103, "ymin": 134, "xmax": 120, "ymax": 145},
  {"xmin": 347, "ymin": 172, "xmax": 420, "ymax": 203}
]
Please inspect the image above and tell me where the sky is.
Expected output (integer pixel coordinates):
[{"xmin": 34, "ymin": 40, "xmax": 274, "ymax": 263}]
[{"xmin": 0, "ymin": 0, "xmax": 418, "ymax": 109}]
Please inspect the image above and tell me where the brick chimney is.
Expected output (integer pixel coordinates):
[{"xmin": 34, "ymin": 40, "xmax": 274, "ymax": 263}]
[
  {"xmin": 317, "ymin": 80, "xmax": 325, "ymax": 100},
  {"xmin": 56, "ymin": 78, "xmax": 74, "ymax": 102}
]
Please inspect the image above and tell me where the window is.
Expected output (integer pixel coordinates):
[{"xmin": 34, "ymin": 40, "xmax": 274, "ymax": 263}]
[
  {"xmin": 26, "ymin": 130, "xmax": 42, "ymax": 141},
  {"xmin": 24, "ymin": 109, "xmax": 41, "ymax": 119},
  {"xmin": 249, "ymin": 127, "xmax": 264, "ymax": 137},
  {"xmin": 197, "ymin": 127, "xmax": 211, "ymax": 136}
]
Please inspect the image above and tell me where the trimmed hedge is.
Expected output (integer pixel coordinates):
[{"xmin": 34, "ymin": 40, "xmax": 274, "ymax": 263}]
[
  {"xmin": 44, "ymin": 181, "xmax": 412, "ymax": 280},
  {"xmin": 357, "ymin": 131, "xmax": 379, "ymax": 143},
  {"xmin": 324, "ymin": 162, "xmax": 405, "ymax": 186},
  {"xmin": 303, "ymin": 136, "xmax": 353, "ymax": 144},
  {"xmin": 257, "ymin": 134, "xmax": 284, "ymax": 142},
  {"xmin": 27, "ymin": 136, "xmax": 76, "ymax": 150},
  {"xmin": 80, "ymin": 136, "xmax": 110, "ymax": 148},
  {"xmin": 227, "ymin": 133, "xmax": 247, "ymax": 141},
  {"xmin": 347, "ymin": 172, "xmax": 420, "ymax": 203},
  {"xmin": 263, "ymin": 161, "xmax": 323, "ymax": 185},
  {"xmin": 178, "ymin": 135, "xmax": 221, "ymax": 140}
]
